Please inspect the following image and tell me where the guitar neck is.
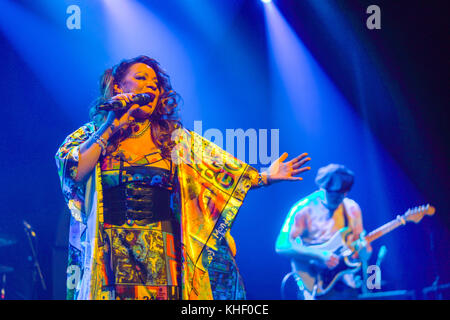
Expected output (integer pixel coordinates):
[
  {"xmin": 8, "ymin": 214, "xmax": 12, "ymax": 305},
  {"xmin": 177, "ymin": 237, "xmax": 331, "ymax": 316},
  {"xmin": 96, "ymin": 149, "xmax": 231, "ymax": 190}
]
[{"xmin": 365, "ymin": 216, "xmax": 406, "ymax": 244}]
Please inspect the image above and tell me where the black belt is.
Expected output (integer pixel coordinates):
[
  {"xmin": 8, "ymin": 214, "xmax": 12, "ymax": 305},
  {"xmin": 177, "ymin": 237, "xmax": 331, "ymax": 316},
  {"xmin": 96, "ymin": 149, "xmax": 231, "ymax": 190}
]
[{"xmin": 103, "ymin": 182, "xmax": 172, "ymax": 226}]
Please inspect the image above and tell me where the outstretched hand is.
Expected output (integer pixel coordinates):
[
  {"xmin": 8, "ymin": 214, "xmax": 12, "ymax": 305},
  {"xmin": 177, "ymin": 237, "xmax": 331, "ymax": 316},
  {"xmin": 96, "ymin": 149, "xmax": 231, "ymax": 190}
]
[{"xmin": 265, "ymin": 152, "xmax": 311, "ymax": 184}]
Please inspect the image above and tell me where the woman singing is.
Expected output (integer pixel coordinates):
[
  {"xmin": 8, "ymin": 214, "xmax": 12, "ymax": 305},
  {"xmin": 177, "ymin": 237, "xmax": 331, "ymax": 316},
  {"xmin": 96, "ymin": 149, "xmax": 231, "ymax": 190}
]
[{"xmin": 56, "ymin": 55, "xmax": 311, "ymax": 300}]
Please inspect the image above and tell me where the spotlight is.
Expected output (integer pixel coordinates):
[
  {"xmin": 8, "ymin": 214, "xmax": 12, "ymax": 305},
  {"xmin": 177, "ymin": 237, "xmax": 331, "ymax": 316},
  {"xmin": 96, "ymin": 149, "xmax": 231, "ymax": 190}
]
[{"xmin": 261, "ymin": 0, "xmax": 272, "ymax": 3}]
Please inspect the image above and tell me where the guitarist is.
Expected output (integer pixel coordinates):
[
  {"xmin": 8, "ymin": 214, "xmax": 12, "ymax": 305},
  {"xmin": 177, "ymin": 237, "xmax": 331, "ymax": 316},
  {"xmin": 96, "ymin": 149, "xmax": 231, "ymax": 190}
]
[{"xmin": 276, "ymin": 164, "xmax": 372, "ymax": 299}]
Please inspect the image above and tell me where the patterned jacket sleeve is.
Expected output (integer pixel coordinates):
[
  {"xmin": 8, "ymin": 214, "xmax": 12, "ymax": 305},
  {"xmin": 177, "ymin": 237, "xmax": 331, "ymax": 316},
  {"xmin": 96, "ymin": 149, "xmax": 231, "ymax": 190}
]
[{"xmin": 55, "ymin": 122, "xmax": 96, "ymax": 223}]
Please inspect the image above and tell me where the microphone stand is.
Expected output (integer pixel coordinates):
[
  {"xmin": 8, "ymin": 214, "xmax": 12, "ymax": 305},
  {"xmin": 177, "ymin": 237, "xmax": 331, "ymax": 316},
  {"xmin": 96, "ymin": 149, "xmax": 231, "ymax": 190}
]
[
  {"xmin": 360, "ymin": 257, "xmax": 369, "ymax": 294},
  {"xmin": 23, "ymin": 222, "xmax": 47, "ymax": 297},
  {"xmin": 375, "ymin": 246, "xmax": 387, "ymax": 289},
  {"xmin": 427, "ymin": 231, "xmax": 440, "ymax": 299}
]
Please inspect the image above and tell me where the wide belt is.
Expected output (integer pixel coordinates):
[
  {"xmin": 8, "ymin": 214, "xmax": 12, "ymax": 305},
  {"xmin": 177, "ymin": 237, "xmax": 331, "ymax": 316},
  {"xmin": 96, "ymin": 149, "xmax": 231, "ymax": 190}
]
[{"xmin": 103, "ymin": 182, "xmax": 172, "ymax": 226}]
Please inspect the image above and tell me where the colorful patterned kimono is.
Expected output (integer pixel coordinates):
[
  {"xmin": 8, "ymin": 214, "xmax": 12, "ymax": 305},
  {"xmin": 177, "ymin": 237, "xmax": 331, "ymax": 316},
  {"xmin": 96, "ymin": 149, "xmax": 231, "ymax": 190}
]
[{"xmin": 55, "ymin": 123, "xmax": 259, "ymax": 300}]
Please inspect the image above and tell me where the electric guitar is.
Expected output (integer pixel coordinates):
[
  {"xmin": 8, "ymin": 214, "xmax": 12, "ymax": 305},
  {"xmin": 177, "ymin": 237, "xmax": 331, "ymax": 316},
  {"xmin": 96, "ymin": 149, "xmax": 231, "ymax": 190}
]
[{"xmin": 290, "ymin": 204, "xmax": 435, "ymax": 298}]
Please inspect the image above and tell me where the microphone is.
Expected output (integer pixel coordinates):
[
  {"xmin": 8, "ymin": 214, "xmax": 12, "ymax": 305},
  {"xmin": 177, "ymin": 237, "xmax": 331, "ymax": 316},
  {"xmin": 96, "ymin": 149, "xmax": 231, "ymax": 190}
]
[
  {"xmin": 376, "ymin": 245, "xmax": 387, "ymax": 266},
  {"xmin": 98, "ymin": 93, "xmax": 155, "ymax": 112},
  {"xmin": 23, "ymin": 220, "xmax": 36, "ymax": 237}
]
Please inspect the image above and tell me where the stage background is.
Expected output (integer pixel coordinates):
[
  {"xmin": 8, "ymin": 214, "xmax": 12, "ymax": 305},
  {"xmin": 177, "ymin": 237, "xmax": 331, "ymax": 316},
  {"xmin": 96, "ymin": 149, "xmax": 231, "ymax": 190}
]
[{"xmin": 0, "ymin": 0, "xmax": 448, "ymax": 299}]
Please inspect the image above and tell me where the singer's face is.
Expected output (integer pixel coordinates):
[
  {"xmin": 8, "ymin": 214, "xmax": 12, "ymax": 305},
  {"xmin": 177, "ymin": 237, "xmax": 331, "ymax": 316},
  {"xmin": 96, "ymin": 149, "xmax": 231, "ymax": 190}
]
[{"xmin": 117, "ymin": 63, "xmax": 161, "ymax": 118}]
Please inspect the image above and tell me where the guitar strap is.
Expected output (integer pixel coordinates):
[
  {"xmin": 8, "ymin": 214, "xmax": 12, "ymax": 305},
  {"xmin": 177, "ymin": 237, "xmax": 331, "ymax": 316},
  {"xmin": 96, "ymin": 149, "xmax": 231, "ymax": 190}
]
[
  {"xmin": 341, "ymin": 200, "xmax": 356, "ymax": 246},
  {"xmin": 342, "ymin": 199, "xmax": 350, "ymax": 229}
]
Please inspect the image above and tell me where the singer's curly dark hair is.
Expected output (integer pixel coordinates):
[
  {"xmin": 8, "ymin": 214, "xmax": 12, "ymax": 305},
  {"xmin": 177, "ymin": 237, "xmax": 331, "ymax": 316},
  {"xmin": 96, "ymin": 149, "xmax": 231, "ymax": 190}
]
[{"xmin": 89, "ymin": 55, "xmax": 182, "ymax": 158}]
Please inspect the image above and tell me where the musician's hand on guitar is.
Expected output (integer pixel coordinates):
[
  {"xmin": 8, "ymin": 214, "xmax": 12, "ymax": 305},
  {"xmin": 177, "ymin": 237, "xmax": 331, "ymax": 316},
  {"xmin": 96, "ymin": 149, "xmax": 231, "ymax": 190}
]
[
  {"xmin": 351, "ymin": 233, "xmax": 372, "ymax": 261},
  {"xmin": 322, "ymin": 251, "xmax": 339, "ymax": 269}
]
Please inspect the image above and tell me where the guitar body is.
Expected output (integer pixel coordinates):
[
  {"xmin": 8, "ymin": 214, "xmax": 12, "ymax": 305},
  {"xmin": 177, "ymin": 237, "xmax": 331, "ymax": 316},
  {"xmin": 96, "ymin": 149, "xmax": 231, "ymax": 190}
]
[{"xmin": 293, "ymin": 227, "xmax": 362, "ymax": 297}]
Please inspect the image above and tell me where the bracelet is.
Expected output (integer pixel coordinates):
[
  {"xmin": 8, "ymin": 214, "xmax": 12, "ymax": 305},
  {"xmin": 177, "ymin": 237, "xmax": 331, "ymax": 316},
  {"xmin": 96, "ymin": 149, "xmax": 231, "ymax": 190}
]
[
  {"xmin": 257, "ymin": 172, "xmax": 270, "ymax": 187},
  {"xmin": 92, "ymin": 132, "xmax": 107, "ymax": 155}
]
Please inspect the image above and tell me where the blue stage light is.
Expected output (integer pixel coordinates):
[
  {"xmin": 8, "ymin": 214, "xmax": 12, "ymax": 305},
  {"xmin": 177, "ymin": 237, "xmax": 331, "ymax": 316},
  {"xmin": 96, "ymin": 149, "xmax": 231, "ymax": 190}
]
[{"xmin": 261, "ymin": 0, "xmax": 272, "ymax": 3}]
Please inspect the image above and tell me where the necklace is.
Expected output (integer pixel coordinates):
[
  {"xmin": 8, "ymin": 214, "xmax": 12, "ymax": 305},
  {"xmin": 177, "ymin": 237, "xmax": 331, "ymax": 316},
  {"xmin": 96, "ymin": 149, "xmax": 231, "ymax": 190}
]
[{"xmin": 129, "ymin": 120, "xmax": 151, "ymax": 139}]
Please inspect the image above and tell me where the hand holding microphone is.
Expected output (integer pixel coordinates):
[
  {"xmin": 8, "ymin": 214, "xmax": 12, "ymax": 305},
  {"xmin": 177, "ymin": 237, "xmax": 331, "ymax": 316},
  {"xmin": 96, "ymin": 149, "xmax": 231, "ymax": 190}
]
[
  {"xmin": 102, "ymin": 93, "xmax": 155, "ymax": 136},
  {"xmin": 77, "ymin": 92, "xmax": 157, "ymax": 181}
]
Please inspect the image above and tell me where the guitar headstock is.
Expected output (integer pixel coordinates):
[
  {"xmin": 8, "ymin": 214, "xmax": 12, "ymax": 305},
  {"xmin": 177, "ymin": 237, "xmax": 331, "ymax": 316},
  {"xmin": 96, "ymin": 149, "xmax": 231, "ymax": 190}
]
[{"xmin": 404, "ymin": 204, "xmax": 436, "ymax": 223}]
